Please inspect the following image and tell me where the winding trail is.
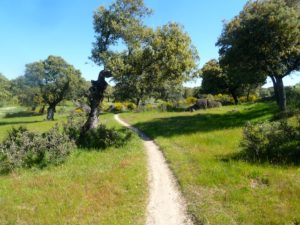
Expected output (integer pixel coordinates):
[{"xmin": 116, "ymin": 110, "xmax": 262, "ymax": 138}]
[{"xmin": 114, "ymin": 114, "xmax": 192, "ymax": 225}]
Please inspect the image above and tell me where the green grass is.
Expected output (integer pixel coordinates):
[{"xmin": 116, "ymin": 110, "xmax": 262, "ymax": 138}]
[
  {"xmin": 122, "ymin": 103, "xmax": 300, "ymax": 225},
  {"xmin": 0, "ymin": 111, "xmax": 147, "ymax": 225},
  {"xmin": 0, "ymin": 106, "xmax": 73, "ymax": 141}
]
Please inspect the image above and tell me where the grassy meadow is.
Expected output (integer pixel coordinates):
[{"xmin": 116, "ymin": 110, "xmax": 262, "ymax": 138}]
[
  {"xmin": 0, "ymin": 109, "xmax": 147, "ymax": 225},
  {"xmin": 122, "ymin": 103, "xmax": 300, "ymax": 225}
]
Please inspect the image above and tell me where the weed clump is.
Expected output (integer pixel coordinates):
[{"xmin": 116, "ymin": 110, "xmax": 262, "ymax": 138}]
[
  {"xmin": 0, "ymin": 126, "xmax": 74, "ymax": 174},
  {"xmin": 240, "ymin": 119, "xmax": 300, "ymax": 164}
]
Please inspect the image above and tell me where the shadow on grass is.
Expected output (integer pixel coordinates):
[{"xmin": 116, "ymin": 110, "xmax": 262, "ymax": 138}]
[
  {"xmin": 132, "ymin": 103, "xmax": 276, "ymax": 139},
  {"xmin": 0, "ymin": 121, "xmax": 42, "ymax": 126},
  {"xmin": 219, "ymin": 149, "xmax": 300, "ymax": 166},
  {"xmin": 4, "ymin": 111, "xmax": 43, "ymax": 118}
]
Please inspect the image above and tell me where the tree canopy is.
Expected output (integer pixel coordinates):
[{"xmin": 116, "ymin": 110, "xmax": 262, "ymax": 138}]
[
  {"xmin": 217, "ymin": 0, "xmax": 300, "ymax": 110},
  {"xmin": 91, "ymin": 0, "xmax": 152, "ymax": 66},
  {"xmin": 25, "ymin": 56, "xmax": 85, "ymax": 120},
  {"xmin": 0, "ymin": 73, "xmax": 12, "ymax": 105},
  {"xmin": 91, "ymin": 0, "xmax": 199, "ymax": 105}
]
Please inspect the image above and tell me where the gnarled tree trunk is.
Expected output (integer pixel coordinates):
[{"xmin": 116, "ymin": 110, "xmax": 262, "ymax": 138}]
[
  {"xmin": 81, "ymin": 70, "xmax": 111, "ymax": 135},
  {"xmin": 47, "ymin": 104, "xmax": 56, "ymax": 120}
]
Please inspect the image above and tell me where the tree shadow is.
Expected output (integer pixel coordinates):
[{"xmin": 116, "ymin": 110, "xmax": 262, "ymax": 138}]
[
  {"xmin": 4, "ymin": 111, "xmax": 43, "ymax": 118},
  {"xmin": 218, "ymin": 150, "xmax": 300, "ymax": 166},
  {"xmin": 132, "ymin": 104, "xmax": 276, "ymax": 139},
  {"xmin": 0, "ymin": 121, "xmax": 41, "ymax": 126}
]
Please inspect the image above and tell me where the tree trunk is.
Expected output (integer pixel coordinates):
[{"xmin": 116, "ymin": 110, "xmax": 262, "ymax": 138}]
[
  {"xmin": 246, "ymin": 87, "xmax": 251, "ymax": 102},
  {"xmin": 270, "ymin": 76, "xmax": 280, "ymax": 105},
  {"xmin": 39, "ymin": 105, "xmax": 46, "ymax": 114},
  {"xmin": 83, "ymin": 107, "xmax": 99, "ymax": 130},
  {"xmin": 230, "ymin": 90, "xmax": 239, "ymax": 105},
  {"xmin": 81, "ymin": 70, "xmax": 111, "ymax": 135},
  {"xmin": 136, "ymin": 98, "xmax": 140, "ymax": 107},
  {"xmin": 275, "ymin": 76, "xmax": 286, "ymax": 111},
  {"xmin": 47, "ymin": 105, "xmax": 56, "ymax": 120}
]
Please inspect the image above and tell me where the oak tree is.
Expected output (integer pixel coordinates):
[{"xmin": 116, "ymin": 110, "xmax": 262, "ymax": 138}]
[{"xmin": 217, "ymin": 0, "xmax": 300, "ymax": 110}]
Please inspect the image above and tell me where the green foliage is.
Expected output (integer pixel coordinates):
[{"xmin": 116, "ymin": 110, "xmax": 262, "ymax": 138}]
[
  {"xmin": 0, "ymin": 73, "xmax": 12, "ymax": 106},
  {"xmin": 63, "ymin": 112, "xmax": 132, "ymax": 149},
  {"xmin": 158, "ymin": 101, "xmax": 175, "ymax": 112},
  {"xmin": 0, "ymin": 126, "xmax": 74, "ymax": 174},
  {"xmin": 239, "ymin": 95, "xmax": 258, "ymax": 103},
  {"xmin": 92, "ymin": 0, "xmax": 199, "ymax": 103},
  {"xmin": 183, "ymin": 87, "xmax": 196, "ymax": 98},
  {"xmin": 121, "ymin": 103, "xmax": 300, "ymax": 224},
  {"xmin": 0, "ymin": 113, "xmax": 147, "ymax": 225},
  {"xmin": 104, "ymin": 85, "xmax": 114, "ymax": 102},
  {"xmin": 286, "ymin": 86, "xmax": 300, "ymax": 110},
  {"xmin": 124, "ymin": 102, "xmax": 137, "ymax": 110},
  {"xmin": 113, "ymin": 102, "xmax": 126, "ymax": 112},
  {"xmin": 24, "ymin": 56, "xmax": 86, "ymax": 119},
  {"xmin": 213, "ymin": 93, "xmax": 234, "ymax": 105},
  {"xmin": 91, "ymin": 0, "xmax": 152, "ymax": 66},
  {"xmin": 217, "ymin": 0, "xmax": 300, "ymax": 110},
  {"xmin": 201, "ymin": 59, "xmax": 260, "ymax": 104},
  {"xmin": 201, "ymin": 59, "xmax": 228, "ymax": 95},
  {"xmin": 63, "ymin": 112, "xmax": 86, "ymax": 142},
  {"xmin": 185, "ymin": 96, "xmax": 197, "ymax": 105},
  {"xmin": 78, "ymin": 125, "xmax": 132, "ymax": 149},
  {"xmin": 241, "ymin": 119, "xmax": 300, "ymax": 164}
]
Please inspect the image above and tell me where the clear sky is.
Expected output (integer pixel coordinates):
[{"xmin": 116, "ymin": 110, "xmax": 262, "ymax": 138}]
[{"xmin": 0, "ymin": 0, "xmax": 299, "ymax": 87}]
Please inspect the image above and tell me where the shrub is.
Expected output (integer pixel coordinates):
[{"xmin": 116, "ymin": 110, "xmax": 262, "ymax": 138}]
[
  {"xmin": 146, "ymin": 103, "xmax": 155, "ymax": 111},
  {"xmin": 124, "ymin": 102, "xmax": 137, "ymax": 111},
  {"xmin": 213, "ymin": 94, "xmax": 234, "ymax": 105},
  {"xmin": 158, "ymin": 101, "xmax": 177, "ymax": 112},
  {"xmin": 207, "ymin": 100, "xmax": 222, "ymax": 108},
  {"xmin": 0, "ymin": 126, "xmax": 74, "ymax": 174},
  {"xmin": 63, "ymin": 113, "xmax": 131, "ymax": 149},
  {"xmin": 240, "ymin": 119, "xmax": 300, "ymax": 164},
  {"xmin": 248, "ymin": 95, "xmax": 257, "ymax": 102},
  {"xmin": 185, "ymin": 97, "xmax": 197, "ymax": 105},
  {"xmin": 286, "ymin": 87, "xmax": 300, "ymax": 110},
  {"xmin": 78, "ymin": 125, "xmax": 132, "ymax": 149},
  {"xmin": 42, "ymin": 125, "xmax": 74, "ymax": 165},
  {"xmin": 99, "ymin": 101, "xmax": 112, "ymax": 112},
  {"xmin": 63, "ymin": 112, "xmax": 86, "ymax": 141},
  {"xmin": 114, "ymin": 102, "xmax": 125, "ymax": 112},
  {"xmin": 239, "ymin": 95, "xmax": 258, "ymax": 103}
]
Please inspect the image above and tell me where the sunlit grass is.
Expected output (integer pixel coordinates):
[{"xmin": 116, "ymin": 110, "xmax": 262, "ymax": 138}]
[
  {"xmin": 122, "ymin": 103, "xmax": 300, "ymax": 225},
  {"xmin": 0, "ymin": 111, "xmax": 147, "ymax": 224}
]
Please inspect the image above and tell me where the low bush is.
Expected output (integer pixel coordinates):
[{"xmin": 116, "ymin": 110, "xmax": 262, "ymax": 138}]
[
  {"xmin": 286, "ymin": 87, "xmax": 300, "ymax": 110},
  {"xmin": 185, "ymin": 97, "xmax": 197, "ymax": 105},
  {"xmin": 78, "ymin": 125, "xmax": 132, "ymax": 149},
  {"xmin": 63, "ymin": 113, "xmax": 131, "ymax": 149},
  {"xmin": 124, "ymin": 102, "xmax": 137, "ymax": 111},
  {"xmin": 99, "ymin": 101, "xmax": 111, "ymax": 112},
  {"xmin": 159, "ymin": 102, "xmax": 174, "ymax": 112},
  {"xmin": 0, "ymin": 126, "xmax": 74, "ymax": 174},
  {"xmin": 63, "ymin": 112, "xmax": 86, "ymax": 141},
  {"xmin": 113, "ymin": 102, "xmax": 125, "ymax": 112},
  {"xmin": 239, "ymin": 95, "xmax": 258, "ymax": 103},
  {"xmin": 213, "ymin": 94, "xmax": 234, "ymax": 105},
  {"xmin": 240, "ymin": 119, "xmax": 300, "ymax": 164}
]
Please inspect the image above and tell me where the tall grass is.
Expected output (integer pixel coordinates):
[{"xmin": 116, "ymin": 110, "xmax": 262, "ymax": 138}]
[
  {"xmin": 122, "ymin": 103, "xmax": 300, "ymax": 225},
  {"xmin": 0, "ymin": 112, "xmax": 147, "ymax": 224}
]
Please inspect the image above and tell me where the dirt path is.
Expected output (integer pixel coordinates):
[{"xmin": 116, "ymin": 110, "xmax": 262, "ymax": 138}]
[{"xmin": 114, "ymin": 114, "xmax": 192, "ymax": 225}]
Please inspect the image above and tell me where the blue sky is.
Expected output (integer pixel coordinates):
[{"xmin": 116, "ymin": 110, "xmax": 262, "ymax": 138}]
[{"xmin": 0, "ymin": 0, "xmax": 299, "ymax": 87}]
